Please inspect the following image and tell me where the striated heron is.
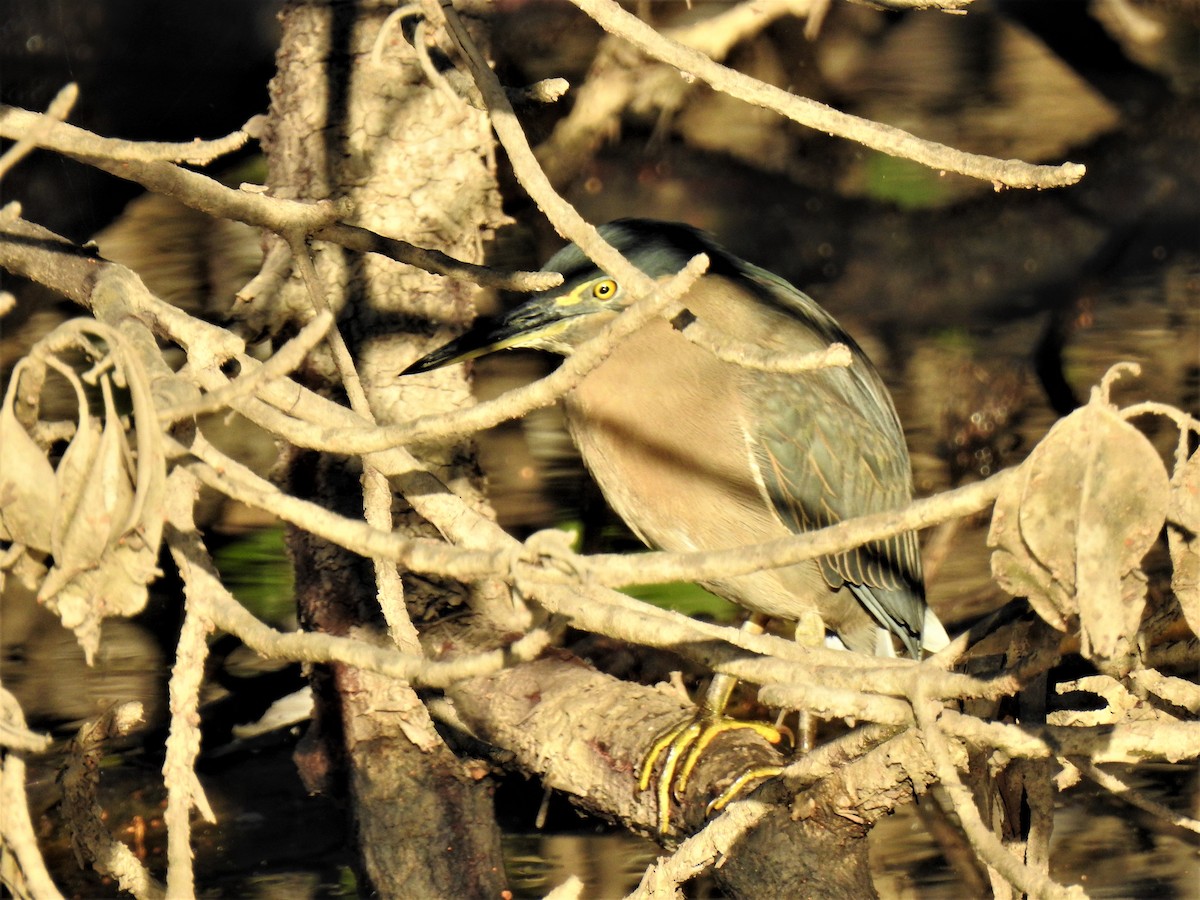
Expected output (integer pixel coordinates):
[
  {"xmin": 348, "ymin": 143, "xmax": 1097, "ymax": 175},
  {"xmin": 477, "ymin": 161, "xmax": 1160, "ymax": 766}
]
[{"xmin": 403, "ymin": 219, "xmax": 947, "ymax": 829}]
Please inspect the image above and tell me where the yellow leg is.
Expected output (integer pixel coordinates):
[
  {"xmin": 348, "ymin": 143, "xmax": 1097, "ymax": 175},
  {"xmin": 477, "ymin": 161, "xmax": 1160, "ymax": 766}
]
[
  {"xmin": 792, "ymin": 610, "xmax": 825, "ymax": 753},
  {"xmin": 638, "ymin": 615, "xmax": 792, "ymax": 833}
]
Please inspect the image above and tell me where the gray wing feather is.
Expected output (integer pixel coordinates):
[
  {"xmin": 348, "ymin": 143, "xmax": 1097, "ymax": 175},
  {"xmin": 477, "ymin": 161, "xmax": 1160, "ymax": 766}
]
[{"xmin": 739, "ymin": 269, "xmax": 926, "ymax": 652}]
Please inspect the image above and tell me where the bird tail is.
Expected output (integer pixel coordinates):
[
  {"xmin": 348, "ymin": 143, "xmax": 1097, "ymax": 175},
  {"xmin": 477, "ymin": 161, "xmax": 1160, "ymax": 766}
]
[{"xmin": 921, "ymin": 607, "xmax": 950, "ymax": 654}]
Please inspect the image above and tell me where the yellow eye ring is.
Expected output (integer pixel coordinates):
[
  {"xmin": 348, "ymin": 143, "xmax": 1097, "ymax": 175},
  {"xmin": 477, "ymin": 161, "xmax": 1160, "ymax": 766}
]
[{"xmin": 592, "ymin": 279, "xmax": 618, "ymax": 300}]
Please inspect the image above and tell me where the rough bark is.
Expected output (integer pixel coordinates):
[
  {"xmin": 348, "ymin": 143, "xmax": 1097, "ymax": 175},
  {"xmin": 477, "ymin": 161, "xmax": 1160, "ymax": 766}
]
[
  {"xmin": 264, "ymin": 1, "xmax": 508, "ymax": 895},
  {"xmin": 442, "ymin": 627, "xmax": 945, "ymax": 898}
]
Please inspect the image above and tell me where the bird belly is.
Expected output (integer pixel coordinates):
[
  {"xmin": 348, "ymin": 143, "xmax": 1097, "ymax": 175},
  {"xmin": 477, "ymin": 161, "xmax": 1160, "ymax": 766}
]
[{"xmin": 563, "ymin": 321, "xmax": 834, "ymax": 624}]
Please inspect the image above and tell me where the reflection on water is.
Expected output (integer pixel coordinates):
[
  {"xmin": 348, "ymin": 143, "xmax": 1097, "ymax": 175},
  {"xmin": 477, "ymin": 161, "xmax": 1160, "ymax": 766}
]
[
  {"xmin": 1, "ymin": 582, "xmax": 167, "ymax": 731},
  {"xmin": 12, "ymin": 726, "xmax": 1198, "ymax": 898},
  {"xmin": 505, "ymin": 832, "xmax": 663, "ymax": 899},
  {"xmin": 873, "ymin": 770, "xmax": 1199, "ymax": 900},
  {"xmin": 503, "ymin": 767, "xmax": 1199, "ymax": 899}
]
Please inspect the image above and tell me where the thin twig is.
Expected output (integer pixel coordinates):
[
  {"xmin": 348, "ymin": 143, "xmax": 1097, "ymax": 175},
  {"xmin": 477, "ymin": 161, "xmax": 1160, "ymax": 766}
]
[
  {"xmin": 157, "ymin": 310, "xmax": 334, "ymax": 423},
  {"xmin": 759, "ymin": 680, "xmax": 913, "ymax": 723},
  {"xmin": 666, "ymin": 0, "xmax": 820, "ymax": 60},
  {"xmin": 0, "ymin": 83, "xmax": 77, "ymax": 183},
  {"xmin": 913, "ymin": 692, "xmax": 1086, "ymax": 899},
  {"xmin": 678, "ymin": 321, "xmax": 853, "ymax": 374},
  {"xmin": 165, "ymin": 515, "xmax": 551, "ymax": 687},
  {"xmin": 849, "ymin": 0, "xmax": 974, "ymax": 9},
  {"xmin": 0, "ymin": 105, "xmax": 558, "ymax": 291},
  {"xmin": 233, "ymin": 377, "xmax": 1018, "ymax": 595},
  {"xmin": 436, "ymin": 0, "xmax": 661, "ymax": 294},
  {"xmin": 159, "ymin": 469, "xmax": 219, "ymax": 899},
  {"xmin": 163, "ymin": 560, "xmax": 217, "ymax": 897},
  {"xmin": 347, "ymin": 254, "xmax": 709, "ymax": 452},
  {"xmin": 1, "ymin": 752, "xmax": 64, "ymax": 900},
  {"xmin": 174, "ymin": 432, "xmax": 499, "ymax": 582},
  {"xmin": 0, "ymin": 687, "xmax": 61, "ymax": 900},
  {"xmin": 569, "ymin": 0, "xmax": 1083, "ymax": 189},
  {"xmin": 181, "ymin": 394, "xmax": 1007, "ymax": 600},
  {"xmin": 581, "ymin": 466, "xmax": 1019, "ymax": 587},
  {"xmin": 283, "ymin": 235, "xmax": 422, "ymax": 649},
  {"xmin": 940, "ymin": 710, "xmax": 1200, "ymax": 764},
  {"xmin": 535, "ymin": 0, "xmax": 820, "ymax": 186},
  {"xmin": 628, "ymin": 797, "xmax": 772, "ymax": 899}
]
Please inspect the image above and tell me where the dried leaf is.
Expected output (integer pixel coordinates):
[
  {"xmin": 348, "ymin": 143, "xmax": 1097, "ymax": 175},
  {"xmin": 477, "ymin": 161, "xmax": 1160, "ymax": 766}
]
[
  {"xmin": 1167, "ymin": 448, "xmax": 1199, "ymax": 637},
  {"xmin": 41, "ymin": 539, "xmax": 157, "ymax": 664},
  {"xmin": 51, "ymin": 418, "xmax": 102, "ymax": 560},
  {"xmin": 988, "ymin": 394, "xmax": 1170, "ymax": 666},
  {"xmin": 40, "ymin": 377, "xmax": 135, "ymax": 604},
  {"xmin": 989, "ymin": 453, "xmax": 1072, "ymax": 631},
  {"xmin": 0, "ymin": 368, "xmax": 56, "ymax": 552}
]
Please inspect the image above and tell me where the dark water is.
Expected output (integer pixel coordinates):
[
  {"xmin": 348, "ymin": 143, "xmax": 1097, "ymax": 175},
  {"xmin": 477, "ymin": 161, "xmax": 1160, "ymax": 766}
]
[{"xmin": 3, "ymin": 0, "xmax": 1199, "ymax": 896}]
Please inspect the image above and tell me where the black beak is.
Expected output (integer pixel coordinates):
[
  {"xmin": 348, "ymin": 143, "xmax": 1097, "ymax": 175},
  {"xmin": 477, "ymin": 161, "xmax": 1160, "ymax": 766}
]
[{"xmin": 400, "ymin": 293, "xmax": 574, "ymax": 375}]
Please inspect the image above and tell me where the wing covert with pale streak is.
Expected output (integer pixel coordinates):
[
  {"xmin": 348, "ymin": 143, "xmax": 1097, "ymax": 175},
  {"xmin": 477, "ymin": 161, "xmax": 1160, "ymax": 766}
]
[{"xmin": 734, "ymin": 268, "xmax": 926, "ymax": 651}]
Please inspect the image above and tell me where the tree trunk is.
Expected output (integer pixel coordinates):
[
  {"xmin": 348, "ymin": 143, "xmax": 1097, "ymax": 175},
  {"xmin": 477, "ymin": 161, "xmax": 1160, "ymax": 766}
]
[{"xmin": 264, "ymin": 0, "xmax": 508, "ymax": 895}]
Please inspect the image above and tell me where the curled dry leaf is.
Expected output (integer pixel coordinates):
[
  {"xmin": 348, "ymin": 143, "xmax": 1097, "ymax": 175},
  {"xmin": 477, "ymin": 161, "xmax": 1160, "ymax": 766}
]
[
  {"xmin": 1166, "ymin": 447, "xmax": 1199, "ymax": 638},
  {"xmin": 5, "ymin": 319, "xmax": 165, "ymax": 662},
  {"xmin": 38, "ymin": 372, "xmax": 161, "ymax": 663},
  {"xmin": 0, "ymin": 362, "xmax": 57, "ymax": 553},
  {"xmin": 988, "ymin": 388, "xmax": 1170, "ymax": 669},
  {"xmin": 50, "ymin": 418, "xmax": 102, "ymax": 562},
  {"xmin": 40, "ymin": 376, "xmax": 135, "ymax": 601}
]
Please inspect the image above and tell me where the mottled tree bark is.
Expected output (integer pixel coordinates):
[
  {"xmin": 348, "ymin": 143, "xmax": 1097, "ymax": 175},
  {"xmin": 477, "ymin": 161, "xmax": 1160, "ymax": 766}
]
[
  {"xmin": 442, "ymin": 635, "xmax": 943, "ymax": 898},
  {"xmin": 264, "ymin": 1, "xmax": 508, "ymax": 895}
]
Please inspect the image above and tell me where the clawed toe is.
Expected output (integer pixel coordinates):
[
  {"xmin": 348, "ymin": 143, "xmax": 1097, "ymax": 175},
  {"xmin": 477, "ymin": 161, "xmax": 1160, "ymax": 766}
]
[{"xmin": 638, "ymin": 714, "xmax": 791, "ymax": 833}]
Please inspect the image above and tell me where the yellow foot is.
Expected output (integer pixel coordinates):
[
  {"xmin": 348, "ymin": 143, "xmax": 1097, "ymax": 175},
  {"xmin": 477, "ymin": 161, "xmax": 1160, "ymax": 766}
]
[
  {"xmin": 707, "ymin": 764, "xmax": 785, "ymax": 818},
  {"xmin": 638, "ymin": 715, "xmax": 791, "ymax": 833}
]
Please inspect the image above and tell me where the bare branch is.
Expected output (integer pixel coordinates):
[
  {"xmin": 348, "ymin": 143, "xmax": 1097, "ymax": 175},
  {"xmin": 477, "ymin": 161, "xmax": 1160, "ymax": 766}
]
[
  {"xmin": 914, "ymin": 695, "xmax": 1086, "ymax": 899},
  {"xmin": 568, "ymin": 0, "xmax": 1083, "ymax": 189},
  {"xmin": 678, "ymin": 320, "xmax": 853, "ymax": 374},
  {"xmin": 436, "ymin": 0, "xmax": 663, "ymax": 295},
  {"xmin": 0, "ymin": 698, "xmax": 51, "ymax": 755},
  {"xmin": 848, "ymin": 0, "xmax": 974, "ymax": 10},
  {"xmin": 938, "ymin": 710, "xmax": 1200, "ymax": 765},
  {"xmin": 583, "ymin": 466, "xmax": 1019, "ymax": 586},
  {"xmin": 666, "ymin": 0, "xmax": 820, "ymax": 60},
  {"xmin": 0, "ymin": 84, "xmax": 78, "ymax": 183},
  {"xmin": 353, "ymin": 254, "xmax": 709, "ymax": 451},
  {"xmin": 60, "ymin": 706, "xmax": 166, "ymax": 900},
  {"xmin": 160, "ymin": 469, "xmax": 216, "ymax": 899},
  {"xmin": 0, "ymin": 688, "xmax": 61, "ymax": 900},
  {"xmin": 0, "ymin": 105, "xmax": 558, "ymax": 291},
  {"xmin": 174, "ymin": 432, "xmax": 500, "ymax": 582},
  {"xmin": 157, "ymin": 310, "xmax": 335, "ymax": 423}
]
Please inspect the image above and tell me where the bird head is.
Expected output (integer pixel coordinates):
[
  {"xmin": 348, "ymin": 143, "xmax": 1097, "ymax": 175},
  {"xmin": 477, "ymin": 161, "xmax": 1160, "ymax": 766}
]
[{"xmin": 401, "ymin": 219, "xmax": 732, "ymax": 374}]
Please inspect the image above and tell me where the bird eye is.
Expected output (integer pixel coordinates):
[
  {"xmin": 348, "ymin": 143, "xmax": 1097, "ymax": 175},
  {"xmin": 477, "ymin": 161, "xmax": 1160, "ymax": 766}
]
[{"xmin": 592, "ymin": 279, "xmax": 618, "ymax": 300}]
